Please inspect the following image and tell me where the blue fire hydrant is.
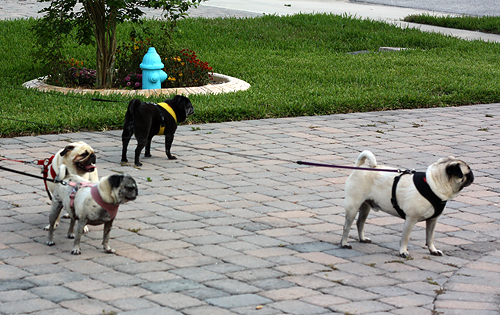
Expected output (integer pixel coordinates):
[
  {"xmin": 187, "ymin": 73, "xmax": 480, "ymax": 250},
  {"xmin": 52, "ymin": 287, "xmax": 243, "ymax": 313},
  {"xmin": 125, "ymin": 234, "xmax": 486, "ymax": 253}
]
[{"xmin": 140, "ymin": 47, "xmax": 168, "ymax": 89}]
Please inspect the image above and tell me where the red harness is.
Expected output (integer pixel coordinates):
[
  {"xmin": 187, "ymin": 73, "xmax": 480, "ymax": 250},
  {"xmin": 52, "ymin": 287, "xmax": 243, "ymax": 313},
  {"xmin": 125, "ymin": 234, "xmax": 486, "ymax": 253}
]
[
  {"xmin": 68, "ymin": 182, "xmax": 119, "ymax": 220},
  {"xmin": 39, "ymin": 155, "xmax": 56, "ymax": 200}
]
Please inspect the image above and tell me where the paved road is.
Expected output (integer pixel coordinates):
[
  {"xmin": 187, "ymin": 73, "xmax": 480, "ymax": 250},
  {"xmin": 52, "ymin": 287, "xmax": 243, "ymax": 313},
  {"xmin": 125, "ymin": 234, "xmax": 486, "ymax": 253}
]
[
  {"xmin": 353, "ymin": 0, "xmax": 500, "ymax": 17},
  {"xmin": 1, "ymin": 1, "xmax": 500, "ymax": 314}
]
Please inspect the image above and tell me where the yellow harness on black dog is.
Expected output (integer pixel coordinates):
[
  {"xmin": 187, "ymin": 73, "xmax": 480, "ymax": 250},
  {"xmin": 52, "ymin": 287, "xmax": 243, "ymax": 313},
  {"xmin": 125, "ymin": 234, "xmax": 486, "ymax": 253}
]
[{"xmin": 156, "ymin": 102, "xmax": 177, "ymax": 135}]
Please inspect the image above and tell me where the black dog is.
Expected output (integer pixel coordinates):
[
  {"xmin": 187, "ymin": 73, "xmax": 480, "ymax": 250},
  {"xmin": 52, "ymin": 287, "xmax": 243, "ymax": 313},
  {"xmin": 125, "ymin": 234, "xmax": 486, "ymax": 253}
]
[{"xmin": 121, "ymin": 95, "xmax": 194, "ymax": 166}]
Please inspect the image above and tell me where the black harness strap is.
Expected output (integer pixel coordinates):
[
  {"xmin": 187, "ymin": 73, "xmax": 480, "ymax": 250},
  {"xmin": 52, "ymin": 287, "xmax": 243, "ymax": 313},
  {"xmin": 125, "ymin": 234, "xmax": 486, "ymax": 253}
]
[
  {"xmin": 413, "ymin": 172, "xmax": 447, "ymax": 220},
  {"xmin": 391, "ymin": 171, "xmax": 447, "ymax": 221},
  {"xmin": 391, "ymin": 170, "xmax": 413, "ymax": 219},
  {"xmin": 154, "ymin": 103, "xmax": 167, "ymax": 128}
]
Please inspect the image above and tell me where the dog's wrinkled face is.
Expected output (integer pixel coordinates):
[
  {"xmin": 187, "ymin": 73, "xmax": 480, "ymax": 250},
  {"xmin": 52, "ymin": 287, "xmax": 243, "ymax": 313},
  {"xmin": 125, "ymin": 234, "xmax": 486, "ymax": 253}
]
[
  {"xmin": 109, "ymin": 174, "xmax": 138, "ymax": 203},
  {"xmin": 169, "ymin": 95, "xmax": 194, "ymax": 117},
  {"xmin": 184, "ymin": 99, "xmax": 195, "ymax": 117},
  {"xmin": 429, "ymin": 156, "xmax": 474, "ymax": 197},
  {"xmin": 61, "ymin": 142, "xmax": 97, "ymax": 174}
]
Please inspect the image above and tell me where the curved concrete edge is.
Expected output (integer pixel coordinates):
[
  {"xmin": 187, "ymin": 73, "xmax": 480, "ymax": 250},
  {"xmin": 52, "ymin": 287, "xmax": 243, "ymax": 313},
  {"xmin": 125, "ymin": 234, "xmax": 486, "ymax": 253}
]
[
  {"xmin": 391, "ymin": 21, "xmax": 500, "ymax": 43},
  {"xmin": 22, "ymin": 73, "xmax": 251, "ymax": 97}
]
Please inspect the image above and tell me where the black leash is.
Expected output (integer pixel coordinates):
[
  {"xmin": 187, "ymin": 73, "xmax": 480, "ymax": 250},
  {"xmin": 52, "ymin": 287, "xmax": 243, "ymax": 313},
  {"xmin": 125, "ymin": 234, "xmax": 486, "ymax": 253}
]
[
  {"xmin": 297, "ymin": 161, "xmax": 403, "ymax": 173},
  {"xmin": 0, "ymin": 165, "xmax": 66, "ymax": 185}
]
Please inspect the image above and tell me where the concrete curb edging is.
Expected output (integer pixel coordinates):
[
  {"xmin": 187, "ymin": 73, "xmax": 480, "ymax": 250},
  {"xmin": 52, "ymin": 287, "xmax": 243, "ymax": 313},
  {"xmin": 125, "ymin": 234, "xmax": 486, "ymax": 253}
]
[{"xmin": 22, "ymin": 72, "xmax": 251, "ymax": 97}]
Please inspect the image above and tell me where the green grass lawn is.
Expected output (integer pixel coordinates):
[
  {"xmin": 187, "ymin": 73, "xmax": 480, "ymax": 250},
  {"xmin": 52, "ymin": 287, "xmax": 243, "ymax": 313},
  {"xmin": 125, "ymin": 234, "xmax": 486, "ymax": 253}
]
[{"xmin": 1, "ymin": 14, "xmax": 500, "ymax": 137}]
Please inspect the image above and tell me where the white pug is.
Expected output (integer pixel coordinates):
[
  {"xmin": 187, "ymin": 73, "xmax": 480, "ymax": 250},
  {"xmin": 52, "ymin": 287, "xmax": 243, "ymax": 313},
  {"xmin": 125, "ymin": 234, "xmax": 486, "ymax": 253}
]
[
  {"xmin": 47, "ymin": 165, "xmax": 138, "ymax": 255},
  {"xmin": 44, "ymin": 141, "xmax": 98, "ymax": 232},
  {"xmin": 341, "ymin": 150, "xmax": 474, "ymax": 258}
]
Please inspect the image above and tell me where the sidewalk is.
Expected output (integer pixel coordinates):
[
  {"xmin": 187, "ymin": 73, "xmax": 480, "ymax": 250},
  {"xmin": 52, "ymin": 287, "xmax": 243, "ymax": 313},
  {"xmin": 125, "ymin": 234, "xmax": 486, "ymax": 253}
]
[
  {"xmin": 1, "ymin": 1, "xmax": 500, "ymax": 314},
  {"xmin": 1, "ymin": 105, "xmax": 499, "ymax": 315}
]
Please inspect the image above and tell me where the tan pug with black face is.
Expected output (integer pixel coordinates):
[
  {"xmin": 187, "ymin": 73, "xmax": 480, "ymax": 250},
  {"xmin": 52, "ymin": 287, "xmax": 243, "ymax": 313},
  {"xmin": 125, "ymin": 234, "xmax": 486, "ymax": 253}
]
[
  {"xmin": 47, "ymin": 165, "xmax": 138, "ymax": 255},
  {"xmin": 44, "ymin": 141, "xmax": 98, "ymax": 231},
  {"xmin": 341, "ymin": 150, "xmax": 474, "ymax": 258}
]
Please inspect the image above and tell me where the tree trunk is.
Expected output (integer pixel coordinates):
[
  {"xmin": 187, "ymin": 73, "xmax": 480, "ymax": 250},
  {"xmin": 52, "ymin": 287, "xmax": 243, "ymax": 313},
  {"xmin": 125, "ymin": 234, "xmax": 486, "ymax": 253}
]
[{"xmin": 83, "ymin": 0, "xmax": 117, "ymax": 88}]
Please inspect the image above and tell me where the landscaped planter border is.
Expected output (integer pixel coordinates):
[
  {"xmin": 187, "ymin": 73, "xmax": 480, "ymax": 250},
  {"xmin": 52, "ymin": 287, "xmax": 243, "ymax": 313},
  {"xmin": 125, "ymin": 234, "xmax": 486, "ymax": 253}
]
[{"xmin": 22, "ymin": 73, "xmax": 250, "ymax": 97}]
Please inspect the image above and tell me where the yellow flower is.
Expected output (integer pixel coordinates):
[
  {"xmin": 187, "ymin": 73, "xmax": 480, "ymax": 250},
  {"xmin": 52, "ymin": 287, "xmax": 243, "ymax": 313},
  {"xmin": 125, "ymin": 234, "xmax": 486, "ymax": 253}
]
[
  {"xmin": 134, "ymin": 45, "xmax": 139, "ymax": 50},
  {"xmin": 178, "ymin": 73, "xmax": 183, "ymax": 76},
  {"xmin": 168, "ymin": 77, "xmax": 176, "ymax": 81}
]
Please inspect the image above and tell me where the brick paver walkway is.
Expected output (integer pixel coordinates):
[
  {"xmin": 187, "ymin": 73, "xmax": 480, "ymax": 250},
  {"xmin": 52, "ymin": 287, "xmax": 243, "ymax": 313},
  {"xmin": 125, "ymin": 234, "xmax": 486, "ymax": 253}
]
[
  {"xmin": 1, "ymin": 1, "xmax": 500, "ymax": 314},
  {"xmin": 1, "ymin": 104, "xmax": 499, "ymax": 314}
]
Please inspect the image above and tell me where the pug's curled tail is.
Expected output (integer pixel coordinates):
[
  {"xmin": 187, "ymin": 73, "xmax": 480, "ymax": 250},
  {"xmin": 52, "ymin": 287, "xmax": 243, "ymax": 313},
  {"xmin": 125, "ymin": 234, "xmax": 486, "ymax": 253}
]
[
  {"xmin": 355, "ymin": 150, "xmax": 377, "ymax": 168},
  {"xmin": 55, "ymin": 164, "xmax": 69, "ymax": 183}
]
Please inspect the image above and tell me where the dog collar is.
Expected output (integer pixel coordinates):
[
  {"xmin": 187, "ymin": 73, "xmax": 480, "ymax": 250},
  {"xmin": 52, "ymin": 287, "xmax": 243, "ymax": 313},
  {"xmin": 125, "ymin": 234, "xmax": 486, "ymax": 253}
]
[{"xmin": 91, "ymin": 185, "xmax": 119, "ymax": 220}]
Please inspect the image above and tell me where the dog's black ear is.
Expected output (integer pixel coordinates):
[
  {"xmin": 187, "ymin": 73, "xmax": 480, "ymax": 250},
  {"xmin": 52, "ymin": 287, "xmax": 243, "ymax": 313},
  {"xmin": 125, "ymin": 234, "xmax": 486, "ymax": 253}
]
[
  {"xmin": 109, "ymin": 175, "xmax": 123, "ymax": 188},
  {"xmin": 60, "ymin": 145, "xmax": 75, "ymax": 156},
  {"xmin": 446, "ymin": 163, "xmax": 464, "ymax": 179}
]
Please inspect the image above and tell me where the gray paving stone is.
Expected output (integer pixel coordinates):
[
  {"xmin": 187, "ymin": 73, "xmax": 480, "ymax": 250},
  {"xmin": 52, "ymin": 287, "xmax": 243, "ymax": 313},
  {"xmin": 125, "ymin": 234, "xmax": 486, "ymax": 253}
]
[
  {"xmin": 269, "ymin": 300, "xmax": 330, "ymax": 314},
  {"xmin": 26, "ymin": 272, "xmax": 87, "ymax": 286},
  {"xmin": 108, "ymin": 297, "xmax": 161, "ymax": 311},
  {"xmin": 183, "ymin": 287, "xmax": 230, "ymax": 300},
  {"xmin": 141, "ymin": 279, "xmax": 205, "ymax": 293},
  {"xmin": 0, "ymin": 279, "xmax": 36, "ymax": 291},
  {"xmin": 229, "ymin": 268, "xmax": 286, "ymax": 282},
  {"xmin": 29, "ymin": 286, "xmax": 86, "ymax": 303},
  {"xmin": 206, "ymin": 294, "xmax": 272, "ymax": 308},
  {"xmin": 0, "ymin": 298, "xmax": 59, "ymax": 314},
  {"xmin": 89, "ymin": 271, "xmax": 145, "ymax": 286},
  {"xmin": 204, "ymin": 279, "xmax": 261, "ymax": 294},
  {"xmin": 0, "ymin": 289, "xmax": 38, "ymax": 302},
  {"xmin": 30, "ymin": 308, "xmax": 82, "ymax": 315},
  {"xmin": 170, "ymin": 267, "xmax": 227, "ymax": 282},
  {"xmin": 287, "ymin": 242, "xmax": 338, "ymax": 253},
  {"xmin": 249, "ymin": 278, "xmax": 296, "ymax": 291},
  {"xmin": 119, "ymin": 307, "xmax": 183, "ymax": 315},
  {"xmin": 113, "ymin": 261, "xmax": 172, "ymax": 274}
]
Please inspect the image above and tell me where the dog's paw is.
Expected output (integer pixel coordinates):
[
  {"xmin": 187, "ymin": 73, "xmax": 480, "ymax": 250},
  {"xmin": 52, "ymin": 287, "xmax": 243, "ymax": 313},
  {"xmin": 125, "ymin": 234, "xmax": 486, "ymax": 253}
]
[
  {"xmin": 62, "ymin": 213, "xmax": 71, "ymax": 219},
  {"xmin": 83, "ymin": 225, "xmax": 90, "ymax": 234},
  {"xmin": 67, "ymin": 233, "xmax": 75, "ymax": 239},
  {"xmin": 120, "ymin": 161, "xmax": 128, "ymax": 166},
  {"xmin": 47, "ymin": 241, "xmax": 55, "ymax": 246},
  {"xmin": 134, "ymin": 162, "xmax": 143, "ymax": 167},
  {"xmin": 430, "ymin": 250, "xmax": 444, "ymax": 256},
  {"xmin": 341, "ymin": 244, "xmax": 352, "ymax": 249},
  {"xmin": 360, "ymin": 238, "xmax": 372, "ymax": 244},
  {"xmin": 71, "ymin": 248, "xmax": 81, "ymax": 255},
  {"xmin": 104, "ymin": 247, "xmax": 116, "ymax": 254},
  {"xmin": 399, "ymin": 251, "xmax": 411, "ymax": 259},
  {"xmin": 145, "ymin": 153, "xmax": 152, "ymax": 158},
  {"xmin": 168, "ymin": 155, "xmax": 177, "ymax": 160}
]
